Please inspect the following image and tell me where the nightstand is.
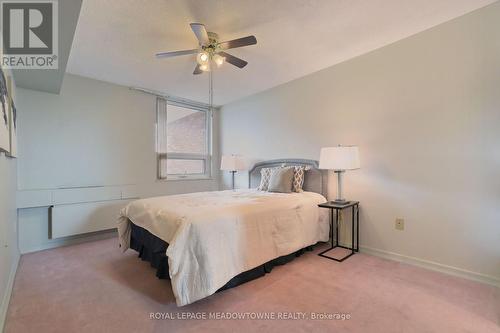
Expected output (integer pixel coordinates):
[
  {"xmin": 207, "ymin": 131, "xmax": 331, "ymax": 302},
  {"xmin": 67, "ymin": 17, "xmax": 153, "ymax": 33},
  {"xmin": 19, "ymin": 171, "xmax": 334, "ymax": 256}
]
[{"xmin": 318, "ymin": 201, "xmax": 359, "ymax": 262}]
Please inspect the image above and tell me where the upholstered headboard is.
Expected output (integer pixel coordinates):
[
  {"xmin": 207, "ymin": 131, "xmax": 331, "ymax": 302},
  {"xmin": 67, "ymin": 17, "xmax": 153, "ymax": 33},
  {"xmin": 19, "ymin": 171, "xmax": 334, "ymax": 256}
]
[{"xmin": 248, "ymin": 159, "xmax": 327, "ymax": 197}]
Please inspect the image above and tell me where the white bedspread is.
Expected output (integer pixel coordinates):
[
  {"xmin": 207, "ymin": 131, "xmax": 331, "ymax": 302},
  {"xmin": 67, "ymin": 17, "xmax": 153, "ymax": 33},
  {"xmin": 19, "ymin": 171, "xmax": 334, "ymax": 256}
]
[{"xmin": 117, "ymin": 189, "xmax": 329, "ymax": 306}]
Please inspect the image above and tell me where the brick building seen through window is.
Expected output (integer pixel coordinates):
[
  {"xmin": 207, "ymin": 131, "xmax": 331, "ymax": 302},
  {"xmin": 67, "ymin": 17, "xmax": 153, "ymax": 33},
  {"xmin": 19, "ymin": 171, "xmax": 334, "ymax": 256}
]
[{"xmin": 156, "ymin": 98, "xmax": 211, "ymax": 179}]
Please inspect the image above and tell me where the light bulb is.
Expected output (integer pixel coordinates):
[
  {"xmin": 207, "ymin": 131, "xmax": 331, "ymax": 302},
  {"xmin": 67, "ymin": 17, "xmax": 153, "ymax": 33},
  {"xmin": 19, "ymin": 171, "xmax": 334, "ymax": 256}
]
[
  {"xmin": 213, "ymin": 54, "xmax": 225, "ymax": 66},
  {"xmin": 196, "ymin": 51, "xmax": 209, "ymax": 65},
  {"xmin": 200, "ymin": 63, "xmax": 210, "ymax": 72}
]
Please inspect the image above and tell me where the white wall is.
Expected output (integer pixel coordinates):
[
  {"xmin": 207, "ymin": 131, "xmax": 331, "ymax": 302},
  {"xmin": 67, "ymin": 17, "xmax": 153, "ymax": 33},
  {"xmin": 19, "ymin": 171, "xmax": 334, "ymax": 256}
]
[
  {"xmin": 0, "ymin": 154, "xmax": 18, "ymax": 330},
  {"xmin": 220, "ymin": 3, "xmax": 500, "ymax": 283},
  {"xmin": 16, "ymin": 74, "xmax": 219, "ymax": 253},
  {"xmin": 0, "ymin": 80, "xmax": 19, "ymax": 330}
]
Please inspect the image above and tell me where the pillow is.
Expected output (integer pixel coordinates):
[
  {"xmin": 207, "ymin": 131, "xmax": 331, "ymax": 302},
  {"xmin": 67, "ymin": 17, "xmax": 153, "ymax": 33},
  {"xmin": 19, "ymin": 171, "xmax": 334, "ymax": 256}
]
[
  {"xmin": 291, "ymin": 166, "xmax": 307, "ymax": 193},
  {"xmin": 257, "ymin": 167, "xmax": 275, "ymax": 191},
  {"xmin": 267, "ymin": 167, "xmax": 294, "ymax": 193}
]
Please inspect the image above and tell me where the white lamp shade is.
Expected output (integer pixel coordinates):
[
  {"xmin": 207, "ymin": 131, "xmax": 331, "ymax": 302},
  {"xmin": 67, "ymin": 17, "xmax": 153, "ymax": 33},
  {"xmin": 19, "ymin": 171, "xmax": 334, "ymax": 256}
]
[
  {"xmin": 220, "ymin": 155, "xmax": 246, "ymax": 171},
  {"xmin": 319, "ymin": 146, "xmax": 360, "ymax": 170}
]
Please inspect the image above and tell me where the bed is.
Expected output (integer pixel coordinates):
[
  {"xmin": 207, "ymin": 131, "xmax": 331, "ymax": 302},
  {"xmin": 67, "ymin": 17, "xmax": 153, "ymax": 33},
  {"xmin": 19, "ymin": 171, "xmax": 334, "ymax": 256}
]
[{"xmin": 117, "ymin": 159, "xmax": 329, "ymax": 306}]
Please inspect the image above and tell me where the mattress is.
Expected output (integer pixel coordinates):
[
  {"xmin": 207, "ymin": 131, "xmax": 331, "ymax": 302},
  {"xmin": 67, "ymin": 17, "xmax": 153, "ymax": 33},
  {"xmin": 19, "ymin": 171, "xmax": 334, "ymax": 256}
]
[{"xmin": 118, "ymin": 189, "xmax": 329, "ymax": 306}]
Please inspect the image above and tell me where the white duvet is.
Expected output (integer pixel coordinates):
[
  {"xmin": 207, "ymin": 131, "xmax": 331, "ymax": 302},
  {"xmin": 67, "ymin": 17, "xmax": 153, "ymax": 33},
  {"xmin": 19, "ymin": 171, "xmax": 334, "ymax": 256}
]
[{"xmin": 117, "ymin": 189, "xmax": 329, "ymax": 306}]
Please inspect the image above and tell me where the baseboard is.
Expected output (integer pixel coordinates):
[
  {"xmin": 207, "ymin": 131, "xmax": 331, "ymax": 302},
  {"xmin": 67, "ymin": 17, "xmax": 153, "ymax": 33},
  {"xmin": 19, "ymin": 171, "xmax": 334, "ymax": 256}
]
[
  {"xmin": 359, "ymin": 245, "xmax": 500, "ymax": 288},
  {"xmin": 0, "ymin": 252, "xmax": 20, "ymax": 333}
]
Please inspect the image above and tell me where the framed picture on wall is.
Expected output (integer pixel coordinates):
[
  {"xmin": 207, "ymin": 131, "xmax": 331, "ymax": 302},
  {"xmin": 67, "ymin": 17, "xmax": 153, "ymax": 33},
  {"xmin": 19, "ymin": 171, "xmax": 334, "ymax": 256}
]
[
  {"xmin": 7, "ymin": 76, "xmax": 17, "ymax": 158},
  {"xmin": 0, "ymin": 66, "xmax": 9, "ymax": 153}
]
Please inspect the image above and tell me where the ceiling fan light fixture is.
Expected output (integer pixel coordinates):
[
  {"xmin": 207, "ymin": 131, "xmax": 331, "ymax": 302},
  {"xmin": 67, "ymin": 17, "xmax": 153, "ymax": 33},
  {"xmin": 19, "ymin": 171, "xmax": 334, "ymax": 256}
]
[
  {"xmin": 213, "ymin": 54, "xmax": 225, "ymax": 66},
  {"xmin": 155, "ymin": 23, "xmax": 257, "ymax": 74},
  {"xmin": 196, "ymin": 51, "xmax": 209, "ymax": 65}
]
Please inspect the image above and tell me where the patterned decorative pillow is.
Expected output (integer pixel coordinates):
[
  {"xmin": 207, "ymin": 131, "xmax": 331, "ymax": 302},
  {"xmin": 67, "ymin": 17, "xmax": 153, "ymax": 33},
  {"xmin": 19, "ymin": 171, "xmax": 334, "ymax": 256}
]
[
  {"xmin": 258, "ymin": 167, "xmax": 275, "ymax": 191},
  {"xmin": 291, "ymin": 165, "xmax": 308, "ymax": 192}
]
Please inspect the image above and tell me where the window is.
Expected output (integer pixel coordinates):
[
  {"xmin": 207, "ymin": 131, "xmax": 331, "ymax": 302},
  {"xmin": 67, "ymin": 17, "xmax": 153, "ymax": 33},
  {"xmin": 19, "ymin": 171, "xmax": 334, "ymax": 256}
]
[{"xmin": 156, "ymin": 97, "xmax": 211, "ymax": 180}]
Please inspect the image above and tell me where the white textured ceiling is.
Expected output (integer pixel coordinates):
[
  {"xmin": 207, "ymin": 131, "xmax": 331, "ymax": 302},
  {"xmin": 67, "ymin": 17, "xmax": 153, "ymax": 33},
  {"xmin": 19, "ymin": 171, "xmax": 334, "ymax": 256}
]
[{"xmin": 67, "ymin": 0, "xmax": 496, "ymax": 105}]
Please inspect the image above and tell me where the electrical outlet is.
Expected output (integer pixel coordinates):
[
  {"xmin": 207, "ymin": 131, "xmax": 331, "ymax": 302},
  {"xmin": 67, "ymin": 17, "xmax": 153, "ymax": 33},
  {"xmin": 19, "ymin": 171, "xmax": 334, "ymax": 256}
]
[{"xmin": 395, "ymin": 218, "xmax": 405, "ymax": 231}]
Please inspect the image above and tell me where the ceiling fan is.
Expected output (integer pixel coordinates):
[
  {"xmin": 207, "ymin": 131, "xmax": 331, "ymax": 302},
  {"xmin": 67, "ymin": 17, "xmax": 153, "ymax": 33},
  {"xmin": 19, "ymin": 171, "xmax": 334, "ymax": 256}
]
[{"xmin": 155, "ymin": 23, "xmax": 257, "ymax": 75}]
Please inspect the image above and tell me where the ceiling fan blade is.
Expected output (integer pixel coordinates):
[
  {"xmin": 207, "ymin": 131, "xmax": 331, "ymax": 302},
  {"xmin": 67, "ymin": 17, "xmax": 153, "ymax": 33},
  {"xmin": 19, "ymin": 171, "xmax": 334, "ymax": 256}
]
[
  {"xmin": 219, "ymin": 51, "xmax": 248, "ymax": 68},
  {"xmin": 219, "ymin": 36, "xmax": 257, "ymax": 50},
  {"xmin": 193, "ymin": 64, "xmax": 203, "ymax": 75},
  {"xmin": 190, "ymin": 23, "xmax": 209, "ymax": 45},
  {"xmin": 156, "ymin": 49, "xmax": 198, "ymax": 58}
]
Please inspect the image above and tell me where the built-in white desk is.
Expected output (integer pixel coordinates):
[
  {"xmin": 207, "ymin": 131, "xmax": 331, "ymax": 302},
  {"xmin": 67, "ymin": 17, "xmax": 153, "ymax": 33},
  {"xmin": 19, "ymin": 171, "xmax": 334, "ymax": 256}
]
[{"xmin": 17, "ymin": 185, "xmax": 139, "ymax": 238}]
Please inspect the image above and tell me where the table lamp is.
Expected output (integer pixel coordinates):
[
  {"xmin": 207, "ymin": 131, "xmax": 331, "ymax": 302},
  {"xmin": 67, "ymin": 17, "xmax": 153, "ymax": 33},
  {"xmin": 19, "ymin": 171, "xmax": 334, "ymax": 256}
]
[
  {"xmin": 221, "ymin": 155, "xmax": 245, "ymax": 190},
  {"xmin": 319, "ymin": 146, "xmax": 360, "ymax": 203}
]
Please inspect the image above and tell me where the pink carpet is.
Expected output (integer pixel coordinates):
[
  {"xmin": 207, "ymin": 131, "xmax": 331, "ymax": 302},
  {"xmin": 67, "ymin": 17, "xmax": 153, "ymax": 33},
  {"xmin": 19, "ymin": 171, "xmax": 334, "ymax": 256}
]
[{"xmin": 4, "ymin": 238, "xmax": 499, "ymax": 333}]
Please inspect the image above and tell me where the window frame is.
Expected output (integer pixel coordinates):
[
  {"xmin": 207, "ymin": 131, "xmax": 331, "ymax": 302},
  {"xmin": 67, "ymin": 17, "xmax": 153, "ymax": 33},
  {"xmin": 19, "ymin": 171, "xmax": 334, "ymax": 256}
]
[{"xmin": 156, "ymin": 97, "xmax": 212, "ymax": 181}]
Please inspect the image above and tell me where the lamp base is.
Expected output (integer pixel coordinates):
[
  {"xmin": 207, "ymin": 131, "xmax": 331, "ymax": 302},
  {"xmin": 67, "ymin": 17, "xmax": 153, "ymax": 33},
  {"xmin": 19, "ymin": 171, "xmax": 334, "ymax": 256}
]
[
  {"xmin": 230, "ymin": 170, "xmax": 236, "ymax": 191},
  {"xmin": 334, "ymin": 170, "xmax": 346, "ymax": 203}
]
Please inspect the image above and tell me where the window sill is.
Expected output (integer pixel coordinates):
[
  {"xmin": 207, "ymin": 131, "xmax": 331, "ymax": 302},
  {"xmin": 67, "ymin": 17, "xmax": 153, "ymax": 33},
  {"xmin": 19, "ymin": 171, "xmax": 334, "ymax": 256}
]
[{"xmin": 158, "ymin": 176, "xmax": 215, "ymax": 182}]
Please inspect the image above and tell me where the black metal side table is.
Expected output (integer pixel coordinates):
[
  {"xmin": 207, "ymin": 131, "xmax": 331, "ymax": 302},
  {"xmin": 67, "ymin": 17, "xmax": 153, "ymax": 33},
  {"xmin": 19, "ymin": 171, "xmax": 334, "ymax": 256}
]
[{"xmin": 318, "ymin": 201, "xmax": 359, "ymax": 262}]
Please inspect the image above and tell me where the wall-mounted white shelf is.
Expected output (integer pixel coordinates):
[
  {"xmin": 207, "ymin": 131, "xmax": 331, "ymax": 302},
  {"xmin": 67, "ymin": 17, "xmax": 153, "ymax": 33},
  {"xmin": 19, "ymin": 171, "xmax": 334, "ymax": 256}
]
[{"xmin": 17, "ymin": 185, "xmax": 139, "ymax": 208}]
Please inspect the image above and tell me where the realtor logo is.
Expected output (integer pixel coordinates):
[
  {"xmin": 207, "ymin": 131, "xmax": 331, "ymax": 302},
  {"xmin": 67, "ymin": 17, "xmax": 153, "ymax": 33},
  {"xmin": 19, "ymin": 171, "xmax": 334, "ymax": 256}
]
[{"xmin": 1, "ymin": 0, "xmax": 58, "ymax": 69}]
